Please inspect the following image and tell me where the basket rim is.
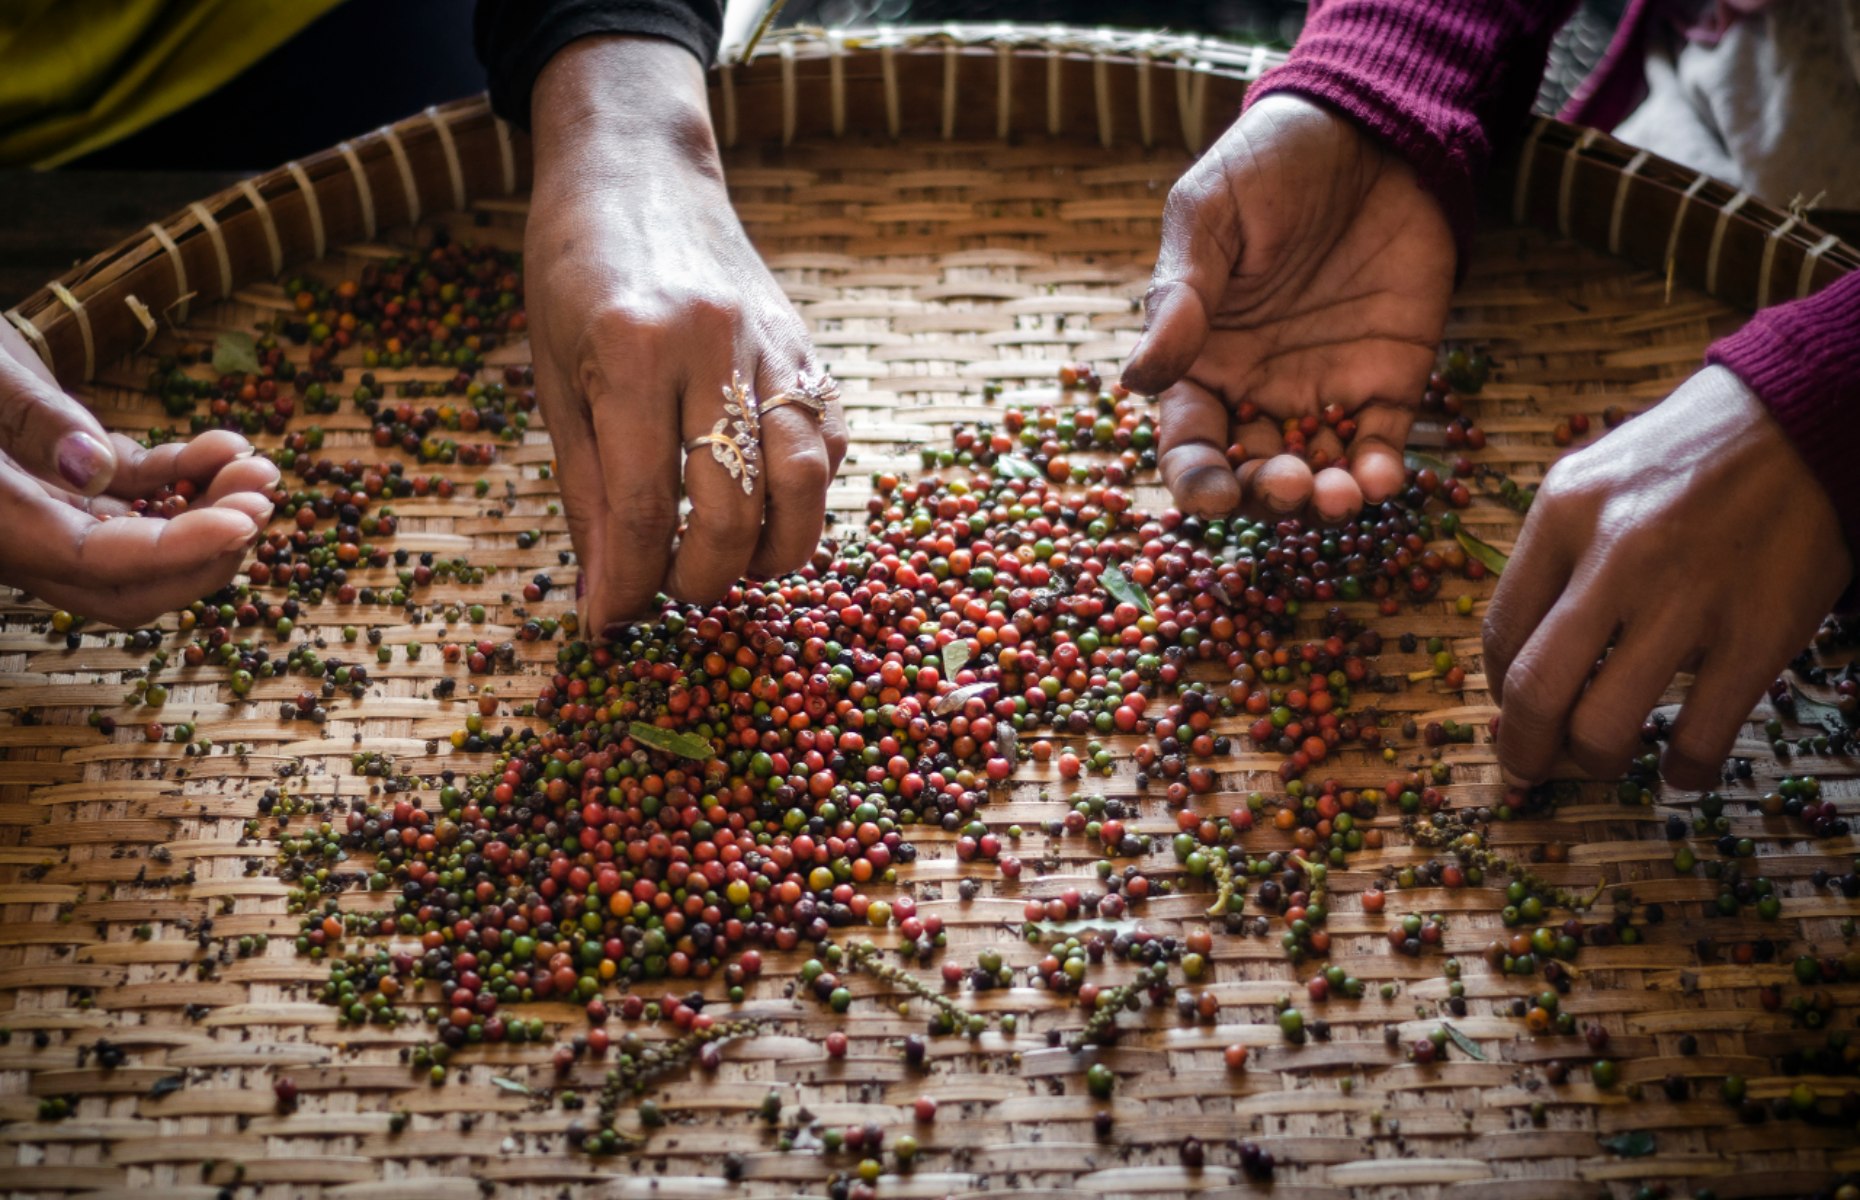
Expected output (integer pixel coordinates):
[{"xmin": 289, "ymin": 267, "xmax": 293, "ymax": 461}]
[{"xmin": 4, "ymin": 21, "xmax": 1854, "ymax": 387}]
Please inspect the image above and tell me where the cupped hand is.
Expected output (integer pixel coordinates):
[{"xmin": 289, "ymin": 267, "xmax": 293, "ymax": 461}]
[
  {"xmin": 1125, "ymin": 94, "xmax": 1456, "ymax": 522},
  {"xmin": 1483, "ymin": 366, "xmax": 1851, "ymax": 790},
  {"xmin": 526, "ymin": 36, "xmax": 847, "ymax": 636},
  {"xmin": 0, "ymin": 321, "xmax": 277, "ymax": 628}
]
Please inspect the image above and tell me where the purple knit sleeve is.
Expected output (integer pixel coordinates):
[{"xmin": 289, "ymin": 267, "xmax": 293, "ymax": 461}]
[
  {"xmin": 1708, "ymin": 272, "xmax": 1860, "ymax": 551},
  {"xmin": 1244, "ymin": 0, "xmax": 1581, "ymax": 267}
]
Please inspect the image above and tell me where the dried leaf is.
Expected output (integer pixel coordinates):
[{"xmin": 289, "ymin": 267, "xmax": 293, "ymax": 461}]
[
  {"xmin": 1786, "ymin": 682, "xmax": 1850, "ymax": 738},
  {"xmin": 1600, "ymin": 1131, "xmax": 1656, "ymax": 1157},
  {"xmin": 1440, "ymin": 1022, "xmax": 1487, "ymax": 1061},
  {"xmin": 146, "ymin": 1075, "xmax": 186, "ymax": 1100},
  {"xmin": 942, "ymin": 639, "xmax": 972, "ymax": 678},
  {"xmin": 1100, "ymin": 562, "xmax": 1153, "ymax": 615},
  {"xmin": 1455, "ymin": 528, "xmax": 1508, "ymax": 576},
  {"xmin": 993, "ymin": 454, "xmax": 1042, "ymax": 480},
  {"xmin": 490, "ymin": 1075, "xmax": 532, "ymax": 1096},
  {"xmin": 628, "ymin": 722, "xmax": 714, "ymax": 761},
  {"xmin": 212, "ymin": 330, "xmax": 261, "ymax": 376},
  {"xmin": 1403, "ymin": 450, "xmax": 1455, "ymax": 477},
  {"xmin": 934, "ymin": 681, "xmax": 998, "ymax": 717}
]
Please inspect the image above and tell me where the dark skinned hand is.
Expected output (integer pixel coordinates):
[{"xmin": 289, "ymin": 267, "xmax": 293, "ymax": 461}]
[
  {"xmin": 1483, "ymin": 366, "xmax": 1851, "ymax": 790},
  {"xmin": 0, "ymin": 320, "xmax": 277, "ymax": 628},
  {"xmin": 526, "ymin": 36, "xmax": 847, "ymax": 636},
  {"xmin": 1124, "ymin": 94, "xmax": 1455, "ymax": 522}
]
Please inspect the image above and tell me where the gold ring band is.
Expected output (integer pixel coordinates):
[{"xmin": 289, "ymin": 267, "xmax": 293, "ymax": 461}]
[
  {"xmin": 760, "ymin": 368, "xmax": 839, "ymax": 420},
  {"xmin": 761, "ymin": 391, "xmax": 823, "ymax": 419}
]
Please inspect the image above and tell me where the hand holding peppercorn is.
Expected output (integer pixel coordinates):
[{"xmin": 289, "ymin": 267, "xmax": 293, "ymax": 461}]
[
  {"xmin": 1124, "ymin": 95, "xmax": 1455, "ymax": 522},
  {"xmin": 0, "ymin": 321, "xmax": 278, "ymax": 627},
  {"xmin": 1483, "ymin": 366, "xmax": 1851, "ymax": 790},
  {"xmin": 525, "ymin": 36, "xmax": 847, "ymax": 632}
]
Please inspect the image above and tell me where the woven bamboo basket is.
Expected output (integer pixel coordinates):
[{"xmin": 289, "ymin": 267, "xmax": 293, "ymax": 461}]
[{"xmin": 3, "ymin": 24, "xmax": 1858, "ymax": 1200}]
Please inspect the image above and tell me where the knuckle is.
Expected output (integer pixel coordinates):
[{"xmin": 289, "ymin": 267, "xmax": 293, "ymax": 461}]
[
  {"xmin": 0, "ymin": 384, "xmax": 51, "ymax": 453},
  {"xmin": 1565, "ymin": 718, "xmax": 1629, "ymax": 777},
  {"xmin": 613, "ymin": 491, "xmax": 680, "ymax": 544},
  {"xmin": 1480, "ymin": 611, "xmax": 1523, "ymax": 677},
  {"xmin": 1665, "ymin": 722, "xmax": 1731, "ymax": 781},
  {"xmin": 1500, "ymin": 657, "xmax": 1557, "ymax": 730},
  {"xmin": 693, "ymin": 500, "xmax": 761, "ymax": 545},
  {"xmin": 778, "ymin": 445, "xmax": 832, "ymax": 496},
  {"xmin": 680, "ymin": 292, "xmax": 740, "ymax": 336},
  {"xmin": 585, "ymin": 300, "xmax": 669, "ymax": 344},
  {"xmin": 1537, "ymin": 455, "xmax": 1590, "ymax": 504}
]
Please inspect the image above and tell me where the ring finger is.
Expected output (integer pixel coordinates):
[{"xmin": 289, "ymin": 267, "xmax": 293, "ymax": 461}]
[
  {"xmin": 748, "ymin": 356, "xmax": 836, "ymax": 579},
  {"xmin": 666, "ymin": 355, "xmax": 766, "ymax": 604}
]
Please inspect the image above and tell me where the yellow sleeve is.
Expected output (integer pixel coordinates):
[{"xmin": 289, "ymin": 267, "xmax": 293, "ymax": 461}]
[{"xmin": 0, "ymin": 0, "xmax": 349, "ymax": 169}]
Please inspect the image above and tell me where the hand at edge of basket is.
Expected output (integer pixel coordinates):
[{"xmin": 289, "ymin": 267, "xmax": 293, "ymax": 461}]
[
  {"xmin": 1122, "ymin": 93, "xmax": 1455, "ymax": 524},
  {"xmin": 0, "ymin": 320, "xmax": 278, "ymax": 627},
  {"xmin": 1483, "ymin": 365, "xmax": 1851, "ymax": 791},
  {"xmin": 525, "ymin": 35, "xmax": 847, "ymax": 638}
]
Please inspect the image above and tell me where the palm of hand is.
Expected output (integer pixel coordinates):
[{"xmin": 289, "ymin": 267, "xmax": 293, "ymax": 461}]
[{"xmin": 1131, "ymin": 96, "xmax": 1455, "ymax": 519}]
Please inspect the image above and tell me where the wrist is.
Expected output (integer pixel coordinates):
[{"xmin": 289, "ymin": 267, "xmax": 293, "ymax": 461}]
[{"xmin": 531, "ymin": 36, "xmax": 720, "ymax": 183}]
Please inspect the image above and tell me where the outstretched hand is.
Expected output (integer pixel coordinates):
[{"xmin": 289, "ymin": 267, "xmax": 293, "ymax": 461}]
[
  {"xmin": 0, "ymin": 321, "xmax": 276, "ymax": 628},
  {"xmin": 1484, "ymin": 366, "xmax": 1851, "ymax": 790},
  {"xmin": 1125, "ymin": 94, "xmax": 1456, "ymax": 522}
]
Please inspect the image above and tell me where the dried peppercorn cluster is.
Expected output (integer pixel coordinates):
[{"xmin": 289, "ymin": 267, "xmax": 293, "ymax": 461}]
[{"xmin": 145, "ymin": 234, "xmax": 526, "ymax": 465}]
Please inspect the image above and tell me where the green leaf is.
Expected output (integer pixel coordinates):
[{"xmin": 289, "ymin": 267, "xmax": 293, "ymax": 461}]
[
  {"xmin": 212, "ymin": 330, "xmax": 261, "ymax": 376},
  {"xmin": 1403, "ymin": 450, "xmax": 1455, "ymax": 477},
  {"xmin": 1599, "ymin": 1131, "xmax": 1656, "ymax": 1157},
  {"xmin": 993, "ymin": 454, "xmax": 1042, "ymax": 479},
  {"xmin": 1100, "ymin": 562, "xmax": 1153, "ymax": 615},
  {"xmin": 942, "ymin": 639, "xmax": 971, "ymax": 678},
  {"xmin": 1786, "ymin": 682, "xmax": 1851, "ymax": 737},
  {"xmin": 1440, "ymin": 1022, "xmax": 1487, "ymax": 1061},
  {"xmin": 1455, "ymin": 528, "xmax": 1508, "ymax": 576},
  {"xmin": 490, "ymin": 1075, "xmax": 532, "ymax": 1096},
  {"xmin": 628, "ymin": 722, "xmax": 714, "ymax": 761}
]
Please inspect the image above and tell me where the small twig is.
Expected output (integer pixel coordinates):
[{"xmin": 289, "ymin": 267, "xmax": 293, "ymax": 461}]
[
  {"xmin": 1066, "ymin": 962, "xmax": 1169, "ymax": 1052},
  {"xmin": 847, "ymin": 940, "xmax": 981, "ymax": 1030}
]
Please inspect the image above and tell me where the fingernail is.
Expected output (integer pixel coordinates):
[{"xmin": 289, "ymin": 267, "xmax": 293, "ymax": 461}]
[
  {"xmin": 576, "ymin": 574, "xmax": 587, "ymax": 600},
  {"xmin": 56, "ymin": 432, "xmax": 113, "ymax": 495},
  {"xmin": 224, "ymin": 523, "xmax": 261, "ymax": 554}
]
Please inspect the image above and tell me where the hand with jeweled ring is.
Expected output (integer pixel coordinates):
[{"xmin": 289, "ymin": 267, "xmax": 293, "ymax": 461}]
[{"xmin": 526, "ymin": 36, "xmax": 852, "ymax": 633}]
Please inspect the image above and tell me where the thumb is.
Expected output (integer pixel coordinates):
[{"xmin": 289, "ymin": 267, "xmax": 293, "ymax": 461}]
[
  {"xmin": 0, "ymin": 323, "xmax": 117, "ymax": 496},
  {"xmin": 1121, "ymin": 177, "xmax": 1234, "ymax": 397}
]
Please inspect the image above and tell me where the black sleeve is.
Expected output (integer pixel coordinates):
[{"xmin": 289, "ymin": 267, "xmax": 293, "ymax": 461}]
[{"xmin": 474, "ymin": 0, "xmax": 725, "ymax": 129}]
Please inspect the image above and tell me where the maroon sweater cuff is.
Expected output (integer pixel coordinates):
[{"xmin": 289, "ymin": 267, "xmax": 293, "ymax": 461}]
[
  {"xmin": 1707, "ymin": 271, "xmax": 1860, "ymax": 557},
  {"xmin": 1244, "ymin": 0, "xmax": 1578, "ymax": 272}
]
